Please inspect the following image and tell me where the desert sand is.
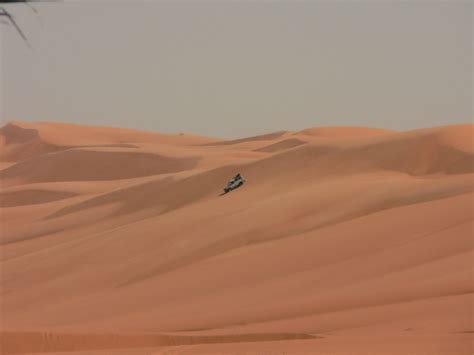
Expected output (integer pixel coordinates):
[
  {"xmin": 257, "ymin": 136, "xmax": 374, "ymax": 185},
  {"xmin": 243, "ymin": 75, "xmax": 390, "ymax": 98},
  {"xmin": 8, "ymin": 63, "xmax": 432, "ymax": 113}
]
[{"xmin": 0, "ymin": 121, "xmax": 473, "ymax": 354}]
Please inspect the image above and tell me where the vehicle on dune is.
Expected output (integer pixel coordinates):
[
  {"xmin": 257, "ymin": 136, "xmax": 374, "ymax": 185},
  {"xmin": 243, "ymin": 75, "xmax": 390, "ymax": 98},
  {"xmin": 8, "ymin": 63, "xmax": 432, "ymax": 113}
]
[{"xmin": 223, "ymin": 173, "xmax": 245, "ymax": 194}]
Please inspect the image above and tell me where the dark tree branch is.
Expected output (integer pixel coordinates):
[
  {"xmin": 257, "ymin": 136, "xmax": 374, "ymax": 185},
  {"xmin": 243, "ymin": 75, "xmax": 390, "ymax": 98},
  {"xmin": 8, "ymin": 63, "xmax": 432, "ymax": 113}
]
[
  {"xmin": 0, "ymin": 7, "xmax": 31, "ymax": 47},
  {"xmin": 0, "ymin": 0, "xmax": 57, "ymax": 47}
]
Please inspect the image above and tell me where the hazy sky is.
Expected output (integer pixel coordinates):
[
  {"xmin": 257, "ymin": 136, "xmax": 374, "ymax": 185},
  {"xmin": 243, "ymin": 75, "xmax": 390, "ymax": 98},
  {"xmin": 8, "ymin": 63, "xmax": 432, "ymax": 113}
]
[{"xmin": 1, "ymin": 1, "xmax": 472, "ymax": 138}]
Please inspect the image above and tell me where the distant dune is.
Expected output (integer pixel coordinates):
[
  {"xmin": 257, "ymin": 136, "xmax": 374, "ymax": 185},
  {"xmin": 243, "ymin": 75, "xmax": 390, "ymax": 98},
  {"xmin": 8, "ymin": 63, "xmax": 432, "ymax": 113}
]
[
  {"xmin": 1, "ymin": 121, "xmax": 473, "ymax": 354},
  {"xmin": 296, "ymin": 126, "xmax": 395, "ymax": 138}
]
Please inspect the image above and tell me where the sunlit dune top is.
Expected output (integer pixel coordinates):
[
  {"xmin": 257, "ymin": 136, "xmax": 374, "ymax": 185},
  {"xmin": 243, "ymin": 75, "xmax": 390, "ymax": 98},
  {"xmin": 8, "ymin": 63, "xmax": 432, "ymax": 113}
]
[
  {"xmin": 296, "ymin": 126, "xmax": 395, "ymax": 139},
  {"xmin": 430, "ymin": 124, "xmax": 474, "ymax": 153}
]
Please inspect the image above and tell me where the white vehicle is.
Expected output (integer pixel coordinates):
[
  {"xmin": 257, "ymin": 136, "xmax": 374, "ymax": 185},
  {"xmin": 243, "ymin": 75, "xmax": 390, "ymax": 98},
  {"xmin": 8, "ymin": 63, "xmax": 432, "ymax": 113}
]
[{"xmin": 223, "ymin": 174, "xmax": 245, "ymax": 193}]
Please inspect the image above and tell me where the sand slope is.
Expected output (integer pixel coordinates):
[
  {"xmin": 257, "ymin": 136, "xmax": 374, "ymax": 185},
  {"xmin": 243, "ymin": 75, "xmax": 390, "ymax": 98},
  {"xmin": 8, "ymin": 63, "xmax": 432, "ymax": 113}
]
[{"xmin": 1, "ymin": 122, "xmax": 473, "ymax": 354}]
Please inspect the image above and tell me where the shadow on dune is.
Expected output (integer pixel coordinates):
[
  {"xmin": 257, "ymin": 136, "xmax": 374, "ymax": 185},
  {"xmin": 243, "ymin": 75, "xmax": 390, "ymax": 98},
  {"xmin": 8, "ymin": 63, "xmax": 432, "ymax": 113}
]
[
  {"xmin": 202, "ymin": 130, "xmax": 289, "ymax": 146},
  {"xmin": 0, "ymin": 149, "xmax": 200, "ymax": 184},
  {"xmin": 0, "ymin": 331, "xmax": 318, "ymax": 354},
  {"xmin": 0, "ymin": 189, "xmax": 79, "ymax": 208}
]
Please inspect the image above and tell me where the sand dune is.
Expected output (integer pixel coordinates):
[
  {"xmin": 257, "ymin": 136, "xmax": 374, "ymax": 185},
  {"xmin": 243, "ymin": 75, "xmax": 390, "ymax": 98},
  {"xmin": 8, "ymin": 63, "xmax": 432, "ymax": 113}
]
[
  {"xmin": 1, "ymin": 122, "xmax": 473, "ymax": 354},
  {"xmin": 0, "ymin": 149, "xmax": 199, "ymax": 186},
  {"xmin": 203, "ymin": 130, "xmax": 290, "ymax": 146},
  {"xmin": 254, "ymin": 138, "xmax": 307, "ymax": 152},
  {"xmin": 0, "ymin": 121, "xmax": 220, "ymax": 163},
  {"xmin": 2, "ymin": 121, "xmax": 221, "ymax": 147},
  {"xmin": 0, "ymin": 189, "xmax": 78, "ymax": 208},
  {"xmin": 296, "ymin": 126, "xmax": 395, "ymax": 139}
]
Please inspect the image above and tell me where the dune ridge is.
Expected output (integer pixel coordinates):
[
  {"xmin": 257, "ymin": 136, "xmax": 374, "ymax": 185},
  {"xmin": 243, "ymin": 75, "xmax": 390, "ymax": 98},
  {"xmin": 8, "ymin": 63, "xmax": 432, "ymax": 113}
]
[{"xmin": 0, "ymin": 121, "xmax": 473, "ymax": 354}]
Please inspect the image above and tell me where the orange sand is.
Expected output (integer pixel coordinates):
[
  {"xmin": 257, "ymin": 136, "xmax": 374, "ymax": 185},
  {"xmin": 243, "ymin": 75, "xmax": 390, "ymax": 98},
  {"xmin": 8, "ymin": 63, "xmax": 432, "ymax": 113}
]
[{"xmin": 1, "ymin": 121, "xmax": 473, "ymax": 354}]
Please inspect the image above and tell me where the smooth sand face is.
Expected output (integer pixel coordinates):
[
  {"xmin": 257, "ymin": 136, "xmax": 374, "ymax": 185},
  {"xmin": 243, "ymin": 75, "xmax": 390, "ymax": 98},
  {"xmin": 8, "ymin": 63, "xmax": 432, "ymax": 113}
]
[{"xmin": 1, "ymin": 121, "xmax": 473, "ymax": 354}]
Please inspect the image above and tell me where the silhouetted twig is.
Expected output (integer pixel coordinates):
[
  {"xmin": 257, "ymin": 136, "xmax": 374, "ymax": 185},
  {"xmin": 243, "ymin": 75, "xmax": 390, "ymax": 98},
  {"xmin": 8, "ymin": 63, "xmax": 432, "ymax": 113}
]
[
  {"xmin": 0, "ymin": 7, "xmax": 31, "ymax": 47},
  {"xmin": 0, "ymin": 0, "xmax": 55, "ymax": 47}
]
